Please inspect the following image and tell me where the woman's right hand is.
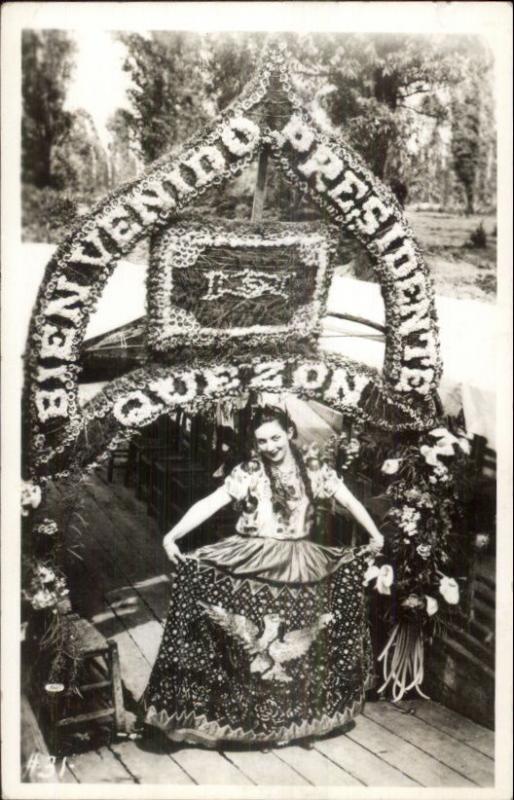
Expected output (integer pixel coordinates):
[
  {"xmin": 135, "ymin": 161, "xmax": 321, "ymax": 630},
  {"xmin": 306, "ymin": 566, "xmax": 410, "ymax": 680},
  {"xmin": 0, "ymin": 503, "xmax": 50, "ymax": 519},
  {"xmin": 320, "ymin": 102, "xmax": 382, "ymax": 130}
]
[{"xmin": 163, "ymin": 532, "xmax": 185, "ymax": 564}]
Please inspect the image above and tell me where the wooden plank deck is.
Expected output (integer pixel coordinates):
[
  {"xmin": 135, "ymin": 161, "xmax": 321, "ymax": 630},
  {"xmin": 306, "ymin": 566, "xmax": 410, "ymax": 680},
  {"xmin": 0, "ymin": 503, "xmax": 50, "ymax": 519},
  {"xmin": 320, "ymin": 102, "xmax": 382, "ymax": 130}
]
[{"xmin": 32, "ymin": 471, "xmax": 495, "ymax": 787}]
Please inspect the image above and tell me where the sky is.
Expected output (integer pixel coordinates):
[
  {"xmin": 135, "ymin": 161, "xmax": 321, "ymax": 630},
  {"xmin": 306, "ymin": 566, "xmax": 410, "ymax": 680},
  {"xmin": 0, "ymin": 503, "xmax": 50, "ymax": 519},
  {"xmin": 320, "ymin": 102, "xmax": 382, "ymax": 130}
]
[{"xmin": 64, "ymin": 31, "xmax": 132, "ymax": 147}]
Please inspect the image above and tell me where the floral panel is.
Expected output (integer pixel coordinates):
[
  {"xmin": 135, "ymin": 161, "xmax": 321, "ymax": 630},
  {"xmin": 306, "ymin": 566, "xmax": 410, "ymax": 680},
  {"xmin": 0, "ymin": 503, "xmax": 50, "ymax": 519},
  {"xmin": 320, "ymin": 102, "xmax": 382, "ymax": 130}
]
[{"xmin": 147, "ymin": 219, "xmax": 338, "ymax": 357}]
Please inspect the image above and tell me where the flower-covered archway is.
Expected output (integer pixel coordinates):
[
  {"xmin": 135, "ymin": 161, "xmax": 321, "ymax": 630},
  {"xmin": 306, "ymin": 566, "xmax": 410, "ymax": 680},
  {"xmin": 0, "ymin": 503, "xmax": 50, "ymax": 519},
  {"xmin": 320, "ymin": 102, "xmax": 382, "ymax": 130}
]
[
  {"xmin": 23, "ymin": 40, "xmax": 469, "ymax": 704},
  {"xmin": 25, "ymin": 41, "xmax": 441, "ymax": 483}
]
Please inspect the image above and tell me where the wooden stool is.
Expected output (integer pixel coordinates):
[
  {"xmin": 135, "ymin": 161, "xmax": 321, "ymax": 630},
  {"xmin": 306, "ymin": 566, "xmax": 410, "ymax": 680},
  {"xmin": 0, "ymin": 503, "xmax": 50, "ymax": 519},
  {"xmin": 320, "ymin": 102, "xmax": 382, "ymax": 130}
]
[{"xmin": 51, "ymin": 615, "xmax": 126, "ymax": 740}]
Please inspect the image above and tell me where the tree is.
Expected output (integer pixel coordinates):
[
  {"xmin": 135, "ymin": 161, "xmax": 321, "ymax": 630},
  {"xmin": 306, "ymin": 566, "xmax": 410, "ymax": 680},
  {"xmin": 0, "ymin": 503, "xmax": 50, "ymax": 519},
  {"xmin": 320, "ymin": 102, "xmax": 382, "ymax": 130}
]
[
  {"xmin": 22, "ymin": 30, "xmax": 77, "ymax": 187},
  {"xmin": 52, "ymin": 109, "xmax": 110, "ymax": 195},
  {"xmin": 118, "ymin": 32, "xmax": 216, "ymax": 163},
  {"xmin": 289, "ymin": 33, "xmax": 469, "ymax": 187},
  {"xmin": 202, "ymin": 32, "xmax": 265, "ymax": 111},
  {"xmin": 115, "ymin": 31, "xmax": 495, "ymax": 210},
  {"xmin": 450, "ymin": 42, "xmax": 495, "ymax": 215},
  {"xmin": 451, "ymin": 81, "xmax": 481, "ymax": 214},
  {"xmin": 106, "ymin": 108, "xmax": 143, "ymax": 187}
]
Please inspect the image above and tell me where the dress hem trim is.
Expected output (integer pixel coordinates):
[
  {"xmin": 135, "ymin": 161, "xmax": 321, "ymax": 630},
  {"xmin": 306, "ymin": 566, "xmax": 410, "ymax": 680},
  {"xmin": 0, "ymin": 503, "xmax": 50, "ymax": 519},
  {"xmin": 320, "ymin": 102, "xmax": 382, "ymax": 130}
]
[{"xmin": 143, "ymin": 674, "xmax": 375, "ymax": 746}]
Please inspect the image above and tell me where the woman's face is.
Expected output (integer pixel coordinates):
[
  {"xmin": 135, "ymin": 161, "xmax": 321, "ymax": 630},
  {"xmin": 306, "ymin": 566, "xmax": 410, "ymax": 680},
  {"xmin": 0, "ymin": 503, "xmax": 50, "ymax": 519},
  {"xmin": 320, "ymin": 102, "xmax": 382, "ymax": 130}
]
[{"xmin": 253, "ymin": 420, "xmax": 293, "ymax": 465}]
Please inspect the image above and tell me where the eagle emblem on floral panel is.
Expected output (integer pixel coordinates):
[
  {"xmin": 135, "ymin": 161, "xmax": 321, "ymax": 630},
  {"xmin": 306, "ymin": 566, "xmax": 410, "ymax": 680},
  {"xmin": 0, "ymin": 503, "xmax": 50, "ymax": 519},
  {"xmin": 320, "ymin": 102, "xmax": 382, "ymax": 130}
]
[{"xmin": 199, "ymin": 602, "xmax": 333, "ymax": 683}]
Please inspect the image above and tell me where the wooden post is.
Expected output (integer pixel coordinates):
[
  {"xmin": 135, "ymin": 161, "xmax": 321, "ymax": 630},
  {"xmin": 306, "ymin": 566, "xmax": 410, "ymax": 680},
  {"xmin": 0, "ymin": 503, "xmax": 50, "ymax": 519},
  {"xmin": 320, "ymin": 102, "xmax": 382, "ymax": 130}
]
[
  {"xmin": 250, "ymin": 145, "xmax": 270, "ymax": 222},
  {"xmin": 108, "ymin": 640, "xmax": 126, "ymax": 735}
]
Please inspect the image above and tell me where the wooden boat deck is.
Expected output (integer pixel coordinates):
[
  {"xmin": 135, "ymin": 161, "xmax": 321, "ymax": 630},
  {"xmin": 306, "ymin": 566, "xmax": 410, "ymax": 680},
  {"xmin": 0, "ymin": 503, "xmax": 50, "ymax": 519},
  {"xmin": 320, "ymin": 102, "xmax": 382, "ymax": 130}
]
[{"xmin": 30, "ymin": 472, "xmax": 494, "ymax": 787}]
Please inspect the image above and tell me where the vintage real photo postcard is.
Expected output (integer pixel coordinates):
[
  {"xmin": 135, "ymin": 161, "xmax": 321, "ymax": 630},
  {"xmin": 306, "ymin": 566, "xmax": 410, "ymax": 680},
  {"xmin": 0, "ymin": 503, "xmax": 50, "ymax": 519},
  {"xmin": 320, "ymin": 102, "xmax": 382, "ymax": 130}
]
[{"xmin": 1, "ymin": 2, "xmax": 512, "ymax": 798}]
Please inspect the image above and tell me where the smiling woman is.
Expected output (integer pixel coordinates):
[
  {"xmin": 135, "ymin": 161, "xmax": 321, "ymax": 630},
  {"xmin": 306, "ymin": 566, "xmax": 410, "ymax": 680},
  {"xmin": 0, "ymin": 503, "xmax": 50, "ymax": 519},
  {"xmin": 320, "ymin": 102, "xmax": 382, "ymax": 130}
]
[{"xmin": 139, "ymin": 404, "xmax": 385, "ymax": 746}]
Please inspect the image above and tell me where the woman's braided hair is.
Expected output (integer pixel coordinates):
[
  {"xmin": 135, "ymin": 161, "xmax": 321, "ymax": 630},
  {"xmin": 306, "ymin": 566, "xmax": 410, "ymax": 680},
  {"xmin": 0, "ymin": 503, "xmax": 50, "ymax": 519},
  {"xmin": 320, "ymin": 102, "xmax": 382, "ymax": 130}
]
[{"xmin": 250, "ymin": 405, "xmax": 314, "ymax": 520}]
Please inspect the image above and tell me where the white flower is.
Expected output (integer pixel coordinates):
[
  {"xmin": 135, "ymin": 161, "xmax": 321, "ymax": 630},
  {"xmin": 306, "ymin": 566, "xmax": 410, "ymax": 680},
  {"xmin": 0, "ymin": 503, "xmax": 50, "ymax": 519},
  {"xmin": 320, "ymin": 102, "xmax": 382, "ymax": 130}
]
[
  {"xmin": 381, "ymin": 459, "xmax": 400, "ymax": 475},
  {"xmin": 429, "ymin": 427, "xmax": 451, "ymax": 439},
  {"xmin": 36, "ymin": 565, "xmax": 56, "ymax": 584},
  {"xmin": 439, "ymin": 576, "xmax": 460, "ymax": 605},
  {"xmin": 292, "ymin": 363, "xmax": 329, "ymax": 391},
  {"xmin": 363, "ymin": 564, "xmax": 380, "ymax": 586},
  {"xmin": 420, "ymin": 445, "xmax": 440, "ymax": 467},
  {"xmin": 425, "ymin": 595, "xmax": 439, "ymax": 616},
  {"xmin": 202, "ymin": 366, "xmax": 241, "ymax": 396},
  {"xmin": 31, "ymin": 589, "xmax": 57, "ymax": 610},
  {"xmin": 221, "ymin": 117, "xmax": 260, "ymax": 157},
  {"xmin": 150, "ymin": 373, "xmax": 198, "ymax": 407},
  {"xmin": 376, "ymin": 564, "xmax": 394, "ymax": 595},
  {"xmin": 458, "ymin": 437, "xmax": 471, "ymax": 455},
  {"xmin": 281, "ymin": 114, "xmax": 315, "ymax": 153},
  {"xmin": 45, "ymin": 683, "xmax": 65, "ymax": 693},
  {"xmin": 474, "ymin": 533, "xmax": 490, "ymax": 550},
  {"xmin": 429, "ymin": 427, "xmax": 470, "ymax": 456},
  {"xmin": 416, "ymin": 543, "xmax": 431, "ymax": 559},
  {"xmin": 402, "ymin": 594, "xmax": 424, "ymax": 609},
  {"xmin": 113, "ymin": 390, "xmax": 161, "ymax": 427},
  {"xmin": 363, "ymin": 563, "xmax": 394, "ymax": 595},
  {"xmin": 21, "ymin": 481, "xmax": 42, "ymax": 515},
  {"xmin": 37, "ymin": 519, "xmax": 58, "ymax": 536},
  {"xmin": 400, "ymin": 506, "xmax": 420, "ymax": 537}
]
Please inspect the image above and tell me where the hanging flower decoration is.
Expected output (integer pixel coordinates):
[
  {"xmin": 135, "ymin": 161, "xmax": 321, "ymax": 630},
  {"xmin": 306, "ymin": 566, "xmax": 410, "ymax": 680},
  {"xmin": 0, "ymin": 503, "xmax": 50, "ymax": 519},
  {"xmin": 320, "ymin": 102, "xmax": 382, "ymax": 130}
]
[{"xmin": 374, "ymin": 423, "xmax": 473, "ymax": 701}]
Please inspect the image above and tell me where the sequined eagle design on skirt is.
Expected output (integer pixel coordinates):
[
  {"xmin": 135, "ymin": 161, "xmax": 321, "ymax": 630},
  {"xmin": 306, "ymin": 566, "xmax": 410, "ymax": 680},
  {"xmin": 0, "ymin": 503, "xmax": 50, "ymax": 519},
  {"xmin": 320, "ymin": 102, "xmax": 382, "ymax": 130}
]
[{"xmin": 139, "ymin": 547, "xmax": 375, "ymax": 746}]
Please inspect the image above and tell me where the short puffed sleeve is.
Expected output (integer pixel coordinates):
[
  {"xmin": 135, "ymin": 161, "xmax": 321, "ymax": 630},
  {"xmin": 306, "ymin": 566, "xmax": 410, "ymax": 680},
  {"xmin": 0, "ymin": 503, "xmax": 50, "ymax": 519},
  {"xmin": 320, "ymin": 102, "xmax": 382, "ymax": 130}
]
[
  {"xmin": 312, "ymin": 463, "xmax": 344, "ymax": 500},
  {"xmin": 223, "ymin": 464, "xmax": 252, "ymax": 502}
]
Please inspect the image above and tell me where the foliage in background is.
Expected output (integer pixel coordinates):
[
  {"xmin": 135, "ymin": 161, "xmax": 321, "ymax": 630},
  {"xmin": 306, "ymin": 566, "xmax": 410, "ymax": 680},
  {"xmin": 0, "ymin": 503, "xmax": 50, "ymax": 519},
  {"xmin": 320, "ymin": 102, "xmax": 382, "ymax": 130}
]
[
  {"xmin": 114, "ymin": 31, "xmax": 496, "ymax": 213},
  {"xmin": 117, "ymin": 32, "xmax": 215, "ymax": 164},
  {"xmin": 22, "ymin": 31, "xmax": 77, "ymax": 188},
  {"xmin": 451, "ymin": 54, "xmax": 495, "ymax": 216},
  {"xmin": 21, "ymin": 30, "xmax": 497, "ymax": 222},
  {"xmin": 21, "ymin": 185, "xmax": 80, "ymax": 243},
  {"xmin": 52, "ymin": 109, "xmax": 110, "ymax": 193},
  {"xmin": 21, "ymin": 29, "xmax": 497, "ymax": 303}
]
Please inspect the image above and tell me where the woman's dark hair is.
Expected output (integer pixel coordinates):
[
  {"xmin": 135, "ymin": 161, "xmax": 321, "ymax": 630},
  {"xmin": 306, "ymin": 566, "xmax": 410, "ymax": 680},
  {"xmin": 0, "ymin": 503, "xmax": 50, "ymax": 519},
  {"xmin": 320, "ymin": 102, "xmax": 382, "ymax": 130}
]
[
  {"xmin": 250, "ymin": 405, "xmax": 297, "ymax": 439},
  {"xmin": 250, "ymin": 405, "xmax": 314, "ymax": 518}
]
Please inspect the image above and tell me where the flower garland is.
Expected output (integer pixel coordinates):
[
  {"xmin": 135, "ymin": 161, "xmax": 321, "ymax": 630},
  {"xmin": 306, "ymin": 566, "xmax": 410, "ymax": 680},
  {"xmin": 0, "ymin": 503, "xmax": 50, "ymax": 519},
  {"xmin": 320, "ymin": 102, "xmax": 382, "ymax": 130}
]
[
  {"xmin": 24, "ymin": 40, "xmax": 441, "ymax": 482},
  {"xmin": 52, "ymin": 353, "xmax": 442, "ymax": 480}
]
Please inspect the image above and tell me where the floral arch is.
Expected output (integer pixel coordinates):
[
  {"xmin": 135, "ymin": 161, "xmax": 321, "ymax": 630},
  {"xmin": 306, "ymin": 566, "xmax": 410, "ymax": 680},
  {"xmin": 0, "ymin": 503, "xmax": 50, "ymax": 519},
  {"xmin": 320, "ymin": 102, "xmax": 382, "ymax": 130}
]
[
  {"xmin": 22, "ymin": 41, "xmax": 470, "ymax": 703},
  {"xmin": 25, "ymin": 41, "xmax": 442, "ymax": 483}
]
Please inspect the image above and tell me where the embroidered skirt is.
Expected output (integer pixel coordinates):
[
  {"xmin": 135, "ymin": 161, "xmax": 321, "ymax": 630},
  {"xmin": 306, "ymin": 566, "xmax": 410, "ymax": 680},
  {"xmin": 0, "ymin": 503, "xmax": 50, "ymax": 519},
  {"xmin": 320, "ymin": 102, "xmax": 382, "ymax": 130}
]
[{"xmin": 139, "ymin": 544, "xmax": 375, "ymax": 746}]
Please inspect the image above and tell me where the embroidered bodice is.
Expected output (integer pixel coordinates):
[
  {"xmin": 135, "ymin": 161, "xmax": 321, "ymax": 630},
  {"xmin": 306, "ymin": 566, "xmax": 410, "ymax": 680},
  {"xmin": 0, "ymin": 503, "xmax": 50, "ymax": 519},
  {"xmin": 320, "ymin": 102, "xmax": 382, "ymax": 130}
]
[{"xmin": 224, "ymin": 456, "xmax": 343, "ymax": 541}]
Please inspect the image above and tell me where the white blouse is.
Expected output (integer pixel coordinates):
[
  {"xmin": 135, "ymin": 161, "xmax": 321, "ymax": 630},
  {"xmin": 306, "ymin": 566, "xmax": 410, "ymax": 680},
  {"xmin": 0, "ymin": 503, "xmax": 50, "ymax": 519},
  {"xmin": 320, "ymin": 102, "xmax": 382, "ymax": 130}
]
[{"xmin": 224, "ymin": 458, "xmax": 343, "ymax": 541}]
